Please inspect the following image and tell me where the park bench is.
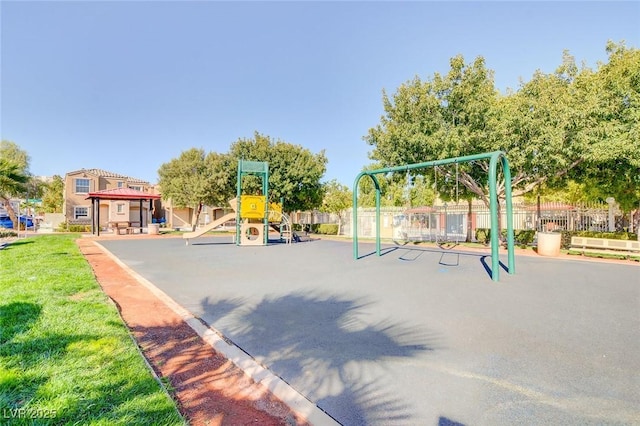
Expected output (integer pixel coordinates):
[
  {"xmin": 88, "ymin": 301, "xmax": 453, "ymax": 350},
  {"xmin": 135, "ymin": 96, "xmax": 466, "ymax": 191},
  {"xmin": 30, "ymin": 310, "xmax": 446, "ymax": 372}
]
[
  {"xmin": 570, "ymin": 236, "xmax": 640, "ymax": 259},
  {"xmin": 110, "ymin": 221, "xmax": 137, "ymax": 235}
]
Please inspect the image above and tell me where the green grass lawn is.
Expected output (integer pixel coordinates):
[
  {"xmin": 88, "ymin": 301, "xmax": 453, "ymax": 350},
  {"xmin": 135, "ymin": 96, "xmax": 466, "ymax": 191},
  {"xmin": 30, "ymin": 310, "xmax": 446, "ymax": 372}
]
[{"xmin": 0, "ymin": 235, "xmax": 185, "ymax": 425}]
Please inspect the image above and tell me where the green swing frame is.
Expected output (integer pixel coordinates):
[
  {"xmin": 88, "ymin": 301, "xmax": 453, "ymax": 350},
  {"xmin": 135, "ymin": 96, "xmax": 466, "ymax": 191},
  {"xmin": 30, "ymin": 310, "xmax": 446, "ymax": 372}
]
[{"xmin": 352, "ymin": 151, "xmax": 515, "ymax": 282}]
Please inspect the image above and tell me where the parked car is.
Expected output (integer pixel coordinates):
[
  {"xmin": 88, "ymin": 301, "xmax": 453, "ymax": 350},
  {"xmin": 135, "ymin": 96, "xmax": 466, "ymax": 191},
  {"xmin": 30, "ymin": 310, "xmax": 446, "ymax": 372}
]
[{"xmin": 0, "ymin": 215, "xmax": 34, "ymax": 229}]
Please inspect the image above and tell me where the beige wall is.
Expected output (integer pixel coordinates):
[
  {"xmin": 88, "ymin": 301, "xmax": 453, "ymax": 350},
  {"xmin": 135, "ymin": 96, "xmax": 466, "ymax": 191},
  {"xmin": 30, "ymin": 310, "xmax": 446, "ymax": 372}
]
[{"xmin": 63, "ymin": 170, "xmax": 152, "ymax": 228}]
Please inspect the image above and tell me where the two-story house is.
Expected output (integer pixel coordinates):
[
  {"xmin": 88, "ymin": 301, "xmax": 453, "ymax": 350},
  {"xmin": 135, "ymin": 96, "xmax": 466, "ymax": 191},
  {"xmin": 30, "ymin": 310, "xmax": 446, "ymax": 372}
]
[{"xmin": 63, "ymin": 168, "xmax": 160, "ymax": 231}]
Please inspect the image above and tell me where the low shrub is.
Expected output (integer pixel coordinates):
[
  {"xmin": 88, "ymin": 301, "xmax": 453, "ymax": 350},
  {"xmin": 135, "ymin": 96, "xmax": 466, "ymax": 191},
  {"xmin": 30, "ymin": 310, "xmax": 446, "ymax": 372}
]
[
  {"xmin": 316, "ymin": 224, "xmax": 338, "ymax": 235},
  {"xmin": 476, "ymin": 228, "xmax": 538, "ymax": 247},
  {"xmin": 475, "ymin": 228, "xmax": 490, "ymax": 244},
  {"xmin": 574, "ymin": 231, "xmax": 637, "ymax": 240},
  {"xmin": 293, "ymin": 224, "xmax": 322, "ymax": 233},
  {"xmin": 513, "ymin": 230, "xmax": 536, "ymax": 246},
  {"xmin": 57, "ymin": 223, "xmax": 92, "ymax": 232}
]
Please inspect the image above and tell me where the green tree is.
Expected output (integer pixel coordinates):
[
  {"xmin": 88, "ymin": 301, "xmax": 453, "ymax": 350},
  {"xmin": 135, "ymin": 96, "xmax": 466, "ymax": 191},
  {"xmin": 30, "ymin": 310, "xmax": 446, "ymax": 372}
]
[
  {"xmin": 356, "ymin": 164, "xmax": 401, "ymax": 207},
  {"xmin": 320, "ymin": 179, "xmax": 352, "ymax": 235},
  {"xmin": 365, "ymin": 55, "xmax": 502, "ymax": 208},
  {"xmin": 570, "ymin": 42, "xmax": 640, "ymax": 217},
  {"xmin": 0, "ymin": 140, "xmax": 30, "ymax": 171},
  {"xmin": 41, "ymin": 175, "xmax": 65, "ymax": 213},
  {"xmin": 227, "ymin": 132, "xmax": 328, "ymax": 212},
  {"xmin": 365, "ymin": 45, "xmax": 640, "ymax": 217},
  {"xmin": 408, "ymin": 175, "xmax": 437, "ymax": 208},
  {"xmin": 356, "ymin": 166, "xmax": 438, "ymax": 209},
  {"xmin": 519, "ymin": 43, "xmax": 640, "ymax": 229},
  {"xmin": 0, "ymin": 141, "xmax": 30, "ymax": 227},
  {"xmin": 157, "ymin": 148, "xmax": 230, "ymax": 230}
]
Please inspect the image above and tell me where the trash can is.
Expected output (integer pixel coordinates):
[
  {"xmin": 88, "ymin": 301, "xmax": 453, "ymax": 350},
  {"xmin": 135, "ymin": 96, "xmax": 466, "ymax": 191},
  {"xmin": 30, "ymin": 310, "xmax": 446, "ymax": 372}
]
[
  {"xmin": 148, "ymin": 223, "xmax": 160, "ymax": 235},
  {"xmin": 537, "ymin": 232, "xmax": 561, "ymax": 256}
]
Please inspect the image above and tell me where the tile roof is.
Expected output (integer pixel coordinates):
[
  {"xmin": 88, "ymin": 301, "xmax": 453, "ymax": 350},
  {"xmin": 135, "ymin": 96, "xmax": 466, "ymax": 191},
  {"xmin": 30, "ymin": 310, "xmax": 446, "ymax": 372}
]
[
  {"xmin": 67, "ymin": 168, "xmax": 149, "ymax": 184},
  {"xmin": 86, "ymin": 187, "xmax": 161, "ymax": 200}
]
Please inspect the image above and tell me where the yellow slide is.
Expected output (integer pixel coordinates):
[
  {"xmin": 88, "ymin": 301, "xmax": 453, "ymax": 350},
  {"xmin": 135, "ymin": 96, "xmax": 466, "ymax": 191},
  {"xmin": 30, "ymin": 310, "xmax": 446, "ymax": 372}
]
[{"xmin": 182, "ymin": 212, "xmax": 236, "ymax": 240}]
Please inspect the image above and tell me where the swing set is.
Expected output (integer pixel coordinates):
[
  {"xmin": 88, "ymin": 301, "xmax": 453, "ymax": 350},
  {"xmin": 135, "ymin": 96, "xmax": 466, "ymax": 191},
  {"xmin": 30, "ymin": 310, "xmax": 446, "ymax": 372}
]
[
  {"xmin": 352, "ymin": 151, "xmax": 515, "ymax": 282},
  {"xmin": 395, "ymin": 162, "xmax": 464, "ymax": 247}
]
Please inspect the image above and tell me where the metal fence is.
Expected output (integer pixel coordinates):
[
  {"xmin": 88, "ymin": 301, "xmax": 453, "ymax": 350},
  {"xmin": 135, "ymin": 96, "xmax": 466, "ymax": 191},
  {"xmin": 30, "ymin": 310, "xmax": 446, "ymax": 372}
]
[{"xmin": 298, "ymin": 201, "xmax": 616, "ymax": 240}]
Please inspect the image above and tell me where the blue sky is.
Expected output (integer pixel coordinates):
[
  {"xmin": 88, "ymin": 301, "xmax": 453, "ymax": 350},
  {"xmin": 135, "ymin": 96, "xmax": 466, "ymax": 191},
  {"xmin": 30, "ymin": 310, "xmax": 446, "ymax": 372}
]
[{"xmin": 2, "ymin": 1, "xmax": 639, "ymax": 186}]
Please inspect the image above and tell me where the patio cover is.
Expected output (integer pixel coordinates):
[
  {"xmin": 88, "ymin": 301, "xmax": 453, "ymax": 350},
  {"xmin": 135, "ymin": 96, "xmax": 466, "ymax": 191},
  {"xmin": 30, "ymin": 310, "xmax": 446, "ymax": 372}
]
[{"xmin": 86, "ymin": 188, "xmax": 161, "ymax": 236}]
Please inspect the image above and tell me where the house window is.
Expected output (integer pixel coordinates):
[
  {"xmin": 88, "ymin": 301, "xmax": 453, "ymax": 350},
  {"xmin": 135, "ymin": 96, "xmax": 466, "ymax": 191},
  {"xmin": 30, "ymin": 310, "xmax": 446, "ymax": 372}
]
[
  {"xmin": 116, "ymin": 203, "xmax": 125, "ymax": 214},
  {"xmin": 129, "ymin": 185, "xmax": 142, "ymax": 191},
  {"xmin": 74, "ymin": 206, "xmax": 89, "ymax": 219},
  {"xmin": 75, "ymin": 178, "xmax": 90, "ymax": 193},
  {"xmin": 117, "ymin": 181, "xmax": 124, "ymax": 188}
]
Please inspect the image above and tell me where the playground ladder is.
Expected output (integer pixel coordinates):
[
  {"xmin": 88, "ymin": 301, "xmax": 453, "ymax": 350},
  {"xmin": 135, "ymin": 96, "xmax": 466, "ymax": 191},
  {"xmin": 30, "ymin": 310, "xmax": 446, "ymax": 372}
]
[{"xmin": 279, "ymin": 211, "xmax": 293, "ymax": 244}]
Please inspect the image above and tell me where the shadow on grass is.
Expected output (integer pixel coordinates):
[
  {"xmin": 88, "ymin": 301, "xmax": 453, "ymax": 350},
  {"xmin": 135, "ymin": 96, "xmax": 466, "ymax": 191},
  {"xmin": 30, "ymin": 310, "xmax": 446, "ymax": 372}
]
[
  {"xmin": 1, "ymin": 329, "xmax": 182, "ymax": 424},
  {"xmin": 200, "ymin": 291, "xmax": 442, "ymax": 425},
  {"xmin": 0, "ymin": 240, "xmax": 34, "ymax": 250},
  {"xmin": 57, "ymin": 375, "xmax": 182, "ymax": 425},
  {"xmin": 0, "ymin": 313, "xmax": 97, "ymax": 411},
  {"xmin": 0, "ymin": 302, "xmax": 180, "ymax": 424},
  {"xmin": 0, "ymin": 302, "xmax": 41, "ymax": 344}
]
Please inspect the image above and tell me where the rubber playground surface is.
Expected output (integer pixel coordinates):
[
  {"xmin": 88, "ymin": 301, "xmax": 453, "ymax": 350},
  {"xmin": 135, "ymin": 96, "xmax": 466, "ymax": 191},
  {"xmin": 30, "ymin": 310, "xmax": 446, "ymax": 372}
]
[{"xmin": 97, "ymin": 236, "xmax": 640, "ymax": 425}]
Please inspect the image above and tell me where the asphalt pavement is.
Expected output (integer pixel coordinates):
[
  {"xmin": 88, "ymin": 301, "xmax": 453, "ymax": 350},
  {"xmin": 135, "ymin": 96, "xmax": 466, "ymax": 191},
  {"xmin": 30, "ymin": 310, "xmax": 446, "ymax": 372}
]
[{"xmin": 98, "ymin": 236, "xmax": 640, "ymax": 426}]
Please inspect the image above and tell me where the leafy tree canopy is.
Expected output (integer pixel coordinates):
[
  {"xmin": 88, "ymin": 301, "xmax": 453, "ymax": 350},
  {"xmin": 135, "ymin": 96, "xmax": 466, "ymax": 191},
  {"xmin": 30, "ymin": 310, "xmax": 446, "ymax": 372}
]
[
  {"xmin": 41, "ymin": 175, "xmax": 65, "ymax": 213},
  {"xmin": 0, "ymin": 140, "xmax": 30, "ymax": 173},
  {"xmin": 157, "ymin": 148, "xmax": 232, "ymax": 228},
  {"xmin": 319, "ymin": 179, "xmax": 352, "ymax": 234},
  {"xmin": 364, "ymin": 43, "xmax": 640, "ymax": 213},
  {"xmin": 0, "ymin": 141, "xmax": 30, "ymax": 225},
  {"xmin": 158, "ymin": 133, "xmax": 327, "ymax": 224},
  {"xmin": 227, "ymin": 132, "xmax": 328, "ymax": 212}
]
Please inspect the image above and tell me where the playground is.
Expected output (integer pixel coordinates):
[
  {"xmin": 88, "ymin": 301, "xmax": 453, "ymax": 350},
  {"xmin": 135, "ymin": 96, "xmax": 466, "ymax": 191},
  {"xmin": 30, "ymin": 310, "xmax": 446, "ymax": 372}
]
[
  {"xmin": 96, "ymin": 235, "xmax": 640, "ymax": 425},
  {"xmin": 90, "ymin": 155, "xmax": 639, "ymax": 424}
]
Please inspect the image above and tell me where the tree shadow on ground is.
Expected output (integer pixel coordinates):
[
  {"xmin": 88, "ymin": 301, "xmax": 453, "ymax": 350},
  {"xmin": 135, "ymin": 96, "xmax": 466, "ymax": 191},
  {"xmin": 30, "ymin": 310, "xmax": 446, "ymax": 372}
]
[
  {"xmin": 198, "ymin": 296, "xmax": 245, "ymax": 324},
  {"xmin": 201, "ymin": 292, "xmax": 443, "ymax": 425},
  {"xmin": 128, "ymin": 320, "xmax": 301, "ymax": 425},
  {"xmin": 439, "ymin": 416, "xmax": 466, "ymax": 426}
]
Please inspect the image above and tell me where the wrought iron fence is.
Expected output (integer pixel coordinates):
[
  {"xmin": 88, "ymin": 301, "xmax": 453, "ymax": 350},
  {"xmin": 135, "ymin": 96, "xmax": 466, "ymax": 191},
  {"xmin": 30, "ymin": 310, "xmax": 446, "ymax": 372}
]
[{"xmin": 324, "ymin": 201, "xmax": 615, "ymax": 239}]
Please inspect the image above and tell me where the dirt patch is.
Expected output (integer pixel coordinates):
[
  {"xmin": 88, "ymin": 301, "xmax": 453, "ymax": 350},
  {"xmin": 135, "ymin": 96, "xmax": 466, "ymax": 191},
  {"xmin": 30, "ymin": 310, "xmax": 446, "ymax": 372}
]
[{"xmin": 76, "ymin": 237, "xmax": 310, "ymax": 426}]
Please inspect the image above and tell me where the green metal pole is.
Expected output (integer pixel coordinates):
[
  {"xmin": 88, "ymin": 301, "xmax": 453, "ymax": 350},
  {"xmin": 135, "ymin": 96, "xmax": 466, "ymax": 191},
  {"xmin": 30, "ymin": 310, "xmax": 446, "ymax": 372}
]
[
  {"xmin": 351, "ymin": 151, "xmax": 515, "ymax": 281},
  {"xmin": 375, "ymin": 176, "xmax": 381, "ymax": 256},
  {"xmin": 236, "ymin": 160, "xmax": 243, "ymax": 246},
  {"xmin": 352, "ymin": 172, "xmax": 364, "ymax": 259},
  {"xmin": 361, "ymin": 152, "xmax": 498, "ymax": 177},
  {"xmin": 263, "ymin": 164, "xmax": 269, "ymax": 245},
  {"xmin": 502, "ymin": 155, "xmax": 516, "ymax": 274},
  {"xmin": 489, "ymin": 153, "xmax": 500, "ymax": 281}
]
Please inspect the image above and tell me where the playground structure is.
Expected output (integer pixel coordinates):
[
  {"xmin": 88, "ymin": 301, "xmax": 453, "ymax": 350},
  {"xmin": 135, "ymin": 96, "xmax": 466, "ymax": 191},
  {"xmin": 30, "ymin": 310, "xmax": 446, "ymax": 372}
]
[
  {"xmin": 352, "ymin": 151, "xmax": 515, "ymax": 282},
  {"xmin": 235, "ymin": 160, "xmax": 295, "ymax": 246},
  {"xmin": 182, "ymin": 199, "xmax": 239, "ymax": 242},
  {"xmin": 183, "ymin": 160, "xmax": 294, "ymax": 245}
]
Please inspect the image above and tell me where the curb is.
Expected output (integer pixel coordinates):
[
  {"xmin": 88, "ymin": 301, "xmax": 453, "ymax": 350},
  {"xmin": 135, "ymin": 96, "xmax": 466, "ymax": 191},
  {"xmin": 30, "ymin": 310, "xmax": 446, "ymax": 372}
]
[{"xmin": 92, "ymin": 240, "xmax": 339, "ymax": 426}]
